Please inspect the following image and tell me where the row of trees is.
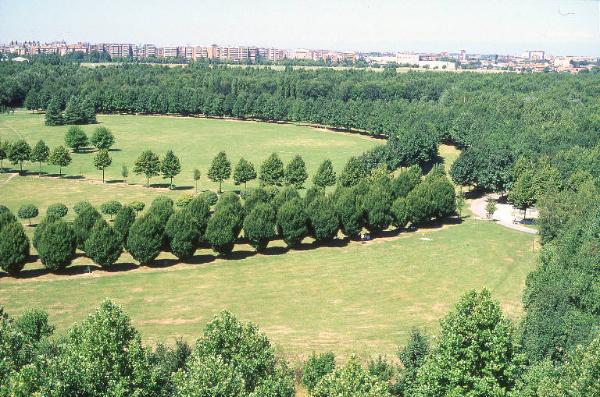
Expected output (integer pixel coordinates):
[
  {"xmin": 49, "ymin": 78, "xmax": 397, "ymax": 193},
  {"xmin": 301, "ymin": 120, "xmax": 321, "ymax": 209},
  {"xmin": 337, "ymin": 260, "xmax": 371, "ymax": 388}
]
[
  {"xmin": 1, "ymin": 289, "xmax": 597, "ymax": 396},
  {"xmin": 0, "ymin": 165, "xmax": 457, "ymax": 275},
  {"xmin": 45, "ymin": 95, "xmax": 96, "ymax": 125}
]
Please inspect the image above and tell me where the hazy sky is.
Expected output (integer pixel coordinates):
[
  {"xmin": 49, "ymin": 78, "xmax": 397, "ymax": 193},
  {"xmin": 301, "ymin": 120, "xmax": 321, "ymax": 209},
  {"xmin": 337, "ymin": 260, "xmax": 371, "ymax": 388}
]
[{"xmin": 1, "ymin": 0, "xmax": 599, "ymax": 55}]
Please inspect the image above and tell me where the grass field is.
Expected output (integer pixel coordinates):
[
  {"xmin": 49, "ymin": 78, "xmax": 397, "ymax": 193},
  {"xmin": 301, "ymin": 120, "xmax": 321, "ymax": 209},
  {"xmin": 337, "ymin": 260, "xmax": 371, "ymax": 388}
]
[{"xmin": 0, "ymin": 218, "xmax": 537, "ymax": 360}]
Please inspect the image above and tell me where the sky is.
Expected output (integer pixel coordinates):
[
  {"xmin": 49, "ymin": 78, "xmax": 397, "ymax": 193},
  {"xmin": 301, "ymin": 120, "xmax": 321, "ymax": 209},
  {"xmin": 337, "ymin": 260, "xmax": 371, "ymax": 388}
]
[{"xmin": 0, "ymin": 0, "xmax": 599, "ymax": 55}]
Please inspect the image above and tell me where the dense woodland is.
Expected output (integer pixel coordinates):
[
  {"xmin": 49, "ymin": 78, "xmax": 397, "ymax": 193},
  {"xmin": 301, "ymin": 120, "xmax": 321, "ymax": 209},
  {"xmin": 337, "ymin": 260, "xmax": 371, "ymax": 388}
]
[{"xmin": 0, "ymin": 61, "xmax": 599, "ymax": 395}]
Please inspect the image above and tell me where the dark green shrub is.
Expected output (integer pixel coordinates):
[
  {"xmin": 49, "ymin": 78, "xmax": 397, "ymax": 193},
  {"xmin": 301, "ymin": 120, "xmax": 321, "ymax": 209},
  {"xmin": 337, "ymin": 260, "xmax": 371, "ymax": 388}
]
[
  {"xmin": 259, "ymin": 152, "xmax": 285, "ymax": 186},
  {"xmin": 33, "ymin": 215, "xmax": 59, "ymax": 249},
  {"xmin": 73, "ymin": 200, "xmax": 93, "ymax": 215},
  {"xmin": 0, "ymin": 221, "xmax": 29, "ymax": 275},
  {"xmin": 391, "ymin": 197, "xmax": 410, "ymax": 229},
  {"xmin": 90, "ymin": 126, "xmax": 115, "ymax": 150},
  {"xmin": 362, "ymin": 185, "xmax": 393, "ymax": 233},
  {"xmin": 165, "ymin": 210, "xmax": 200, "ymax": 260},
  {"xmin": 204, "ymin": 208, "xmax": 239, "ymax": 255},
  {"xmin": 214, "ymin": 192, "xmax": 244, "ymax": 235},
  {"xmin": 113, "ymin": 205, "xmax": 136, "ymax": 245},
  {"xmin": 304, "ymin": 186, "xmax": 324, "ymax": 207},
  {"xmin": 243, "ymin": 187, "xmax": 270, "ymax": 213},
  {"xmin": 129, "ymin": 201, "xmax": 145, "ymax": 212},
  {"xmin": 307, "ymin": 196, "xmax": 339, "ymax": 242},
  {"xmin": 37, "ymin": 220, "xmax": 76, "ymax": 272},
  {"xmin": 100, "ymin": 200, "xmax": 122, "ymax": 220},
  {"xmin": 64, "ymin": 125, "xmax": 88, "ymax": 152},
  {"xmin": 147, "ymin": 196, "xmax": 174, "ymax": 225},
  {"xmin": 276, "ymin": 198, "xmax": 308, "ymax": 248},
  {"xmin": 391, "ymin": 165, "xmax": 421, "ymax": 199},
  {"xmin": 301, "ymin": 352, "xmax": 336, "ymax": 393},
  {"xmin": 427, "ymin": 177, "xmax": 457, "ymax": 219},
  {"xmin": 72, "ymin": 206, "xmax": 102, "ymax": 249},
  {"xmin": 272, "ymin": 186, "xmax": 300, "ymax": 210},
  {"xmin": 335, "ymin": 188, "xmax": 365, "ymax": 238},
  {"xmin": 284, "ymin": 154, "xmax": 308, "ymax": 188},
  {"xmin": 14, "ymin": 308, "xmax": 54, "ymax": 342},
  {"xmin": 17, "ymin": 204, "xmax": 38, "ymax": 226},
  {"xmin": 46, "ymin": 203, "xmax": 68, "ymax": 218},
  {"xmin": 405, "ymin": 189, "xmax": 432, "ymax": 226},
  {"xmin": 126, "ymin": 215, "xmax": 163, "ymax": 265},
  {"xmin": 186, "ymin": 196, "xmax": 210, "ymax": 236},
  {"xmin": 243, "ymin": 203, "xmax": 276, "ymax": 251},
  {"xmin": 200, "ymin": 190, "xmax": 218, "ymax": 206},
  {"xmin": 0, "ymin": 210, "xmax": 17, "ymax": 230},
  {"xmin": 84, "ymin": 220, "xmax": 123, "ymax": 267}
]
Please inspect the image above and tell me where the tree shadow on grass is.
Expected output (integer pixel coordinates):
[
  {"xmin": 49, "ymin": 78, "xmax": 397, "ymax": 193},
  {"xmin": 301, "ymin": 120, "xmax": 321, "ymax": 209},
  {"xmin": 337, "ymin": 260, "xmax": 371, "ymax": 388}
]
[
  {"xmin": 261, "ymin": 246, "xmax": 289, "ymax": 256},
  {"xmin": 172, "ymin": 185, "xmax": 194, "ymax": 191},
  {"xmin": 106, "ymin": 179, "xmax": 125, "ymax": 184},
  {"xmin": 63, "ymin": 175, "xmax": 85, "ymax": 180},
  {"xmin": 223, "ymin": 250, "xmax": 256, "ymax": 261},
  {"xmin": 109, "ymin": 148, "xmax": 122, "ymax": 152}
]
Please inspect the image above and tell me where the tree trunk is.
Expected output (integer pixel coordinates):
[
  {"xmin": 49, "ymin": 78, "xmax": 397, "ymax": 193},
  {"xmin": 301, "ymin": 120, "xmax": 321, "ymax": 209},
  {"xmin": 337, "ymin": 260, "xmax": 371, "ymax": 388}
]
[
  {"xmin": 102, "ymin": 169, "xmax": 105, "ymax": 183},
  {"xmin": 195, "ymin": 180, "xmax": 198, "ymax": 193},
  {"xmin": 59, "ymin": 166, "xmax": 62, "ymax": 176},
  {"xmin": 20, "ymin": 161, "xmax": 23, "ymax": 174},
  {"xmin": 147, "ymin": 176, "xmax": 150, "ymax": 187},
  {"xmin": 39, "ymin": 162, "xmax": 42, "ymax": 177},
  {"xmin": 170, "ymin": 177, "xmax": 173, "ymax": 189},
  {"xmin": 219, "ymin": 181, "xmax": 222, "ymax": 193}
]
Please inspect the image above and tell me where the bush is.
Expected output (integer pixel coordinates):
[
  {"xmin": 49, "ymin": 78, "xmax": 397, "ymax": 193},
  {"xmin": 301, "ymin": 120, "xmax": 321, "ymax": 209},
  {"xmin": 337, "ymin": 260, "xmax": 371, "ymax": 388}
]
[
  {"xmin": 215, "ymin": 192, "xmax": 244, "ymax": 235},
  {"xmin": 113, "ymin": 205, "xmax": 136, "ymax": 245},
  {"xmin": 72, "ymin": 206, "xmax": 102, "ymax": 250},
  {"xmin": 84, "ymin": 219, "xmax": 123, "ymax": 267},
  {"xmin": 272, "ymin": 186, "xmax": 300, "ymax": 210},
  {"xmin": 129, "ymin": 201, "xmax": 145, "ymax": 212},
  {"xmin": 334, "ymin": 187, "xmax": 365, "ymax": 238},
  {"xmin": 307, "ymin": 196, "xmax": 339, "ymax": 242},
  {"xmin": 126, "ymin": 215, "xmax": 163, "ymax": 265},
  {"xmin": 204, "ymin": 208, "xmax": 239, "ymax": 255},
  {"xmin": 276, "ymin": 198, "xmax": 308, "ymax": 248},
  {"xmin": 46, "ymin": 203, "xmax": 68, "ymax": 218},
  {"xmin": 301, "ymin": 352, "xmax": 336, "ymax": 393},
  {"xmin": 0, "ymin": 208, "xmax": 17, "ymax": 230},
  {"xmin": 175, "ymin": 193, "xmax": 193, "ymax": 208},
  {"xmin": 391, "ymin": 165, "xmax": 421, "ymax": 199},
  {"xmin": 186, "ymin": 196, "xmax": 210, "ymax": 236},
  {"xmin": 391, "ymin": 197, "xmax": 409, "ymax": 229},
  {"xmin": 17, "ymin": 204, "xmax": 39, "ymax": 226},
  {"xmin": 243, "ymin": 188, "xmax": 271, "ymax": 213},
  {"xmin": 165, "ymin": 210, "xmax": 200, "ymax": 260},
  {"xmin": 14, "ymin": 308, "xmax": 54, "ymax": 342},
  {"xmin": 362, "ymin": 184, "xmax": 393, "ymax": 234},
  {"xmin": 100, "ymin": 200, "xmax": 122, "ymax": 220},
  {"xmin": 73, "ymin": 200, "xmax": 93, "ymax": 215},
  {"xmin": 37, "ymin": 220, "xmax": 76, "ymax": 272},
  {"xmin": 243, "ymin": 203, "xmax": 276, "ymax": 252},
  {"xmin": 200, "ymin": 190, "xmax": 218, "ymax": 206},
  {"xmin": 33, "ymin": 215, "xmax": 59, "ymax": 250},
  {"xmin": 147, "ymin": 196, "xmax": 174, "ymax": 225},
  {"xmin": 0, "ymin": 221, "xmax": 29, "ymax": 275}
]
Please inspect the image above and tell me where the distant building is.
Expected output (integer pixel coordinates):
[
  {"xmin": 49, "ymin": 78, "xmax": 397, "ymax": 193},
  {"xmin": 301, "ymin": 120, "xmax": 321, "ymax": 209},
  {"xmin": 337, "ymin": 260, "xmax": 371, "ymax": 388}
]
[
  {"xmin": 396, "ymin": 52, "xmax": 420, "ymax": 65},
  {"xmin": 527, "ymin": 50, "xmax": 545, "ymax": 61}
]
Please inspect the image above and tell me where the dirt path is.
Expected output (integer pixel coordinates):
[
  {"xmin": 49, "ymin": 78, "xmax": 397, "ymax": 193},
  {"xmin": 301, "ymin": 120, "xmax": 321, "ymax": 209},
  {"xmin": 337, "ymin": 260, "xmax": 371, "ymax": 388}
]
[
  {"xmin": 470, "ymin": 194, "xmax": 537, "ymax": 234},
  {"xmin": 0, "ymin": 172, "xmax": 18, "ymax": 185}
]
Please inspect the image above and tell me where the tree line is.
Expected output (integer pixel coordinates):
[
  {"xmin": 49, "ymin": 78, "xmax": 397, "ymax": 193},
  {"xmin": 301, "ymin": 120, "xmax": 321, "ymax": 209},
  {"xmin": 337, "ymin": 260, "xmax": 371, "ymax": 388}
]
[{"xmin": 0, "ymin": 164, "xmax": 457, "ymax": 275}]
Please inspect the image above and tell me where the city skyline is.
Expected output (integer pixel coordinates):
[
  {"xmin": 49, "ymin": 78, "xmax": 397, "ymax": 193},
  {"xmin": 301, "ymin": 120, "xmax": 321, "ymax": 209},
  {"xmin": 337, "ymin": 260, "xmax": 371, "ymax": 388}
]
[{"xmin": 1, "ymin": 0, "xmax": 599, "ymax": 56}]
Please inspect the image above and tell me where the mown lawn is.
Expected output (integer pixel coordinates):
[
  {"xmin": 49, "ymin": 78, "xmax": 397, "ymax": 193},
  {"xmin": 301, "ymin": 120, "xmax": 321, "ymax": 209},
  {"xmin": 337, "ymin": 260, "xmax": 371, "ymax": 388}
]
[{"xmin": 0, "ymin": 218, "xmax": 537, "ymax": 361}]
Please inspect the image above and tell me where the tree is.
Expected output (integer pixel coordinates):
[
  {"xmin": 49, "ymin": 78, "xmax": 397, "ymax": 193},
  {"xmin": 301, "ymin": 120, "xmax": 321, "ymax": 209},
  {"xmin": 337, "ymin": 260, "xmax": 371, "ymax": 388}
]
[
  {"xmin": 207, "ymin": 151, "xmax": 231, "ymax": 193},
  {"xmin": 0, "ymin": 221, "xmax": 29, "ymax": 275},
  {"xmin": 301, "ymin": 352, "xmax": 336, "ymax": 393},
  {"xmin": 455, "ymin": 192, "xmax": 466, "ymax": 219},
  {"xmin": 395, "ymin": 329, "xmax": 429, "ymax": 396},
  {"xmin": 17, "ymin": 204, "xmax": 38, "ymax": 226},
  {"xmin": 48, "ymin": 145, "xmax": 71, "ymax": 176},
  {"xmin": 113, "ymin": 205, "xmax": 136, "ymax": 245},
  {"xmin": 36, "ymin": 220, "xmax": 76, "ymax": 272},
  {"xmin": 259, "ymin": 153, "xmax": 284, "ymax": 187},
  {"xmin": 93, "ymin": 149, "xmax": 112, "ymax": 183},
  {"xmin": 121, "ymin": 164, "xmax": 128, "ymax": 182},
  {"xmin": 8, "ymin": 139, "xmax": 31, "ymax": 174},
  {"xmin": 193, "ymin": 168, "xmax": 201, "ymax": 193},
  {"xmin": 147, "ymin": 195, "xmax": 174, "ymax": 225},
  {"xmin": 391, "ymin": 197, "xmax": 410, "ymax": 229},
  {"xmin": 84, "ymin": 219, "xmax": 123, "ymax": 267},
  {"xmin": 160, "ymin": 150, "xmax": 181, "ymax": 189},
  {"xmin": 415, "ymin": 289, "xmax": 524, "ymax": 397},
  {"xmin": 46, "ymin": 203, "xmax": 68, "ymax": 218},
  {"xmin": 391, "ymin": 165, "xmax": 421, "ymax": 199},
  {"xmin": 62, "ymin": 95, "xmax": 96, "ymax": 125},
  {"xmin": 338, "ymin": 156, "xmax": 367, "ymax": 187},
  {"xmin": 186, "ymin": 195, "xmax": 211, "ymax": 236},
  {"xmin": 243, "ymin": 203, "xmax": 276, "ymax": 252},
  {"xmin": 72, "ymin": 206, "xmax": 102, "ymax": 250},
  {"xmin": 485, "ymin": 197, "xmax": 497, "ymax": 219},
  {"xmin": 172, "ymin": 354, "xmax": 245, "ymax": 397},
  {"xmin": 165, "ymin": 210, "xmax": 200, "ymax": 260},
  {"xmin": 204, "ymin": 207, "xmax": 239, "ymax": 255},
  {"xmin": 307, "ymin": 196, "xmax": 339, "ymax": 242},
  {"xmin": 508, "ymin": 168, "xmax": 536, "ymax": 218},
  {"xmin": 233, "ymin": 157, "xmax": 256, "ymax": 188},
  {"xmin": 44, "ymin": 97, "xmax": 63, "ymax": 126},
  {"xmin": 133, "ymin": 150, "xmax": 160, "ymax": 187},
  {"xmin": 284, "ymin": 154, "xmax": 308, "ymax": 188},
  {"xmin": 126, "ymin": 215, "xmax": 164, "ymax": 265},
  {"xmin": 90, "ymin": 126, "xmax": 115, "ymax": 150},
  {"xmin": 0, "ymin": 139, "xmax": 9, "ymax": 171},
  {"xmin": 64, "ymin": 126, "xmax": 88, "ymax": 153},
  {"xmin": 313, "ymin": 159, "xmax": 336, "ymax": 188},
  {"xmin": 73, "ymin": 200, "xmax": 93, "ymax": 215},
  {"xmin": 313, "ymin": 357, "xmax": 391, "ymax": 397},
  {"xmin": 276, "ymin": 198, "xmax": 308, "ymax": 248},
  {"xmin": 335, "ymin": 187, "xmax": 365, "ymax": 238},
  {"xmin": 100, "ymin": 200, "xmax": 122, "ymax": 220},
  {"xmin": 554, "ymin": 333, "xmax": 600, "ymax": 396},
  {"xmin": 30, "ymin": 140, "xmax": 49, "ymax": 176},
  {"xmin": 362, "ymin": 184, "xmax": 393, "ymax": 234}
]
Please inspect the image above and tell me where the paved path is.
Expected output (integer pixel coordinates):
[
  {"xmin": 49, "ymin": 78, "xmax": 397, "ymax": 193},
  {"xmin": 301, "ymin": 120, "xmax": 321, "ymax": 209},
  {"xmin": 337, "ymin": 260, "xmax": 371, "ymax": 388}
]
[{"xmin": 470, "ymin": 194, "xmax": 537, "ymax": 234}]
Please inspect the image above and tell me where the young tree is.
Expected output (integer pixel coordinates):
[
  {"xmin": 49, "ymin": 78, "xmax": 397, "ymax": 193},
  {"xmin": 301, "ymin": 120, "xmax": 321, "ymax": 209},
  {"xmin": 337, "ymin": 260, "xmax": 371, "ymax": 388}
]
[
  {"xmin": 93, "ymin": 149, "xmax": 112, "ymax": 183},
  {"xmin": 259, "ymin": 153, "xmax": 285, "ymax": 187},
  {"xmin": 233, "ymin": 157, "xmax": 257, "ymax": 189},
  {"xmin": 126, "ymin": 215, "xmax": 164, "ymax": 265},
  {"xmin": 395, "ymin": 329, "xmax": 429, "ymax": 396},
  {"xmin": 507, "ymin": 169, "xmax": 536, "ymax": 219},
  {"xmin": 0, "ymin": 221, "xmax": 29, "ymax": 275},
  {"xmin": 44, "ymin": 97, "xmax": 63, "ymax": 126},
  {"xmin": 284, "ymin": 154, "xmax": 308, "ymax": 188},
  {"xmin": 307, "ymin": 196, "xmax": 339, "ymax": 243},
  {"xmin": 46, "ymin": 203, "xmax": 68, "ymax": 218},
  {"xmin": 17, "ymin": 204, "xmax": 39, "ymax": 226},
  {"xmin": 49, "ymin": 145, "xmax": 72, "ymax": 176},
  {"xmin": 276, "ymin": 198, "xmax": 308, "ymax": 248},
  {"xmin": 37, "ymin": 220, "xmax": 77, "ymax": 272},
  {"xmin": 64, "ymin": 126, "xmax": 88, "ymax": 153},
  {"xmin": 113, "ymin": 205, "xmax": 136, "ymax": 245},
  {"xmin": 312, "ymin": 159, "xmax": 337, "ymax": 189},
  {"xmin": 84, "ymin": 219, "xmax": 123, "ymax": 268},
  {"xmin": 160, "ymin": 150, "xmax": 181, "ymax": 189},
  {"xmin": 338, "ymin": 156, "xmax": 367, "ymax": 187},
  {"xmin": 415, "ymin": 290, "xmax": 524, "ymax": 397},
  {"xmin": 243, "ymin": 202, "xmax": 276, "ymax": 252},
  {"xmin": 8, "ymin": 139, "xmax": 31, "ymax": 174},
  {"xmin": 100, "ymin": 200, "xmax": 122, "ymax": 220},
  {"xmin": 485, "ymin": 197, "xmax": 497, "ymax": 219},
  {"xmin": 192, "ymin": 168, "xmax": 201, "ymax": 193},
  {"xmin": 133, "ymin": 150, "xmax": 160, "ymax": 187},
  {"xmin": 301, "ymin": 352, "xmax": 336, "ymax": 393},
  {"xmin": 90, "ymin": 126, "xmax": 115, "ymax": 150},
  {"xmin": 455, "ymin": 192, "xmax": 466, "ymax": 220},
  {"xmin": 30, "ymin": 140, "xmax": 49, "ymax": 176},
  {"xmin": 0, "ymin": 139, "xmax": 9, "ymax": 171},
  {"xmin": 207, "ymin": 151, "xmax": 231, "ymax": 193},
  {"xmin": 121, "ymin": 165, "xmax": 128, "ymax": 183}
]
